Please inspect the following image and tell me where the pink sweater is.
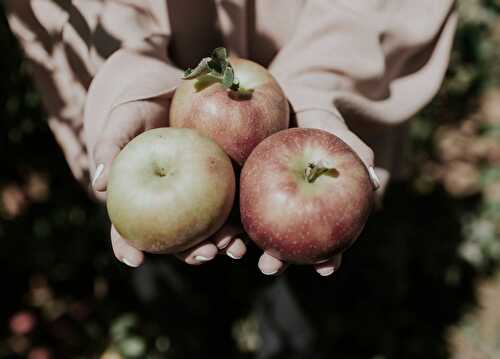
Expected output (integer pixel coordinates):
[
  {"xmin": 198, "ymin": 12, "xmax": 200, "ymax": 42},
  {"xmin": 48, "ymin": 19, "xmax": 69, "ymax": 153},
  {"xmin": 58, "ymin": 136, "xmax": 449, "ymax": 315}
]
[{"xmin": 6, "ymin": 0, "xmax": 457, "ymax": 188}]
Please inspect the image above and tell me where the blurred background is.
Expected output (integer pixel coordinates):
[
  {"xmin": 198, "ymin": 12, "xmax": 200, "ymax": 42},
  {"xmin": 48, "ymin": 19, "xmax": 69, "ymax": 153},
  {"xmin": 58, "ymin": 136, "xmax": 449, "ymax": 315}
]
[{"xmin": 1, "ymin": 1, "xmax": 500, "ymax": 358}]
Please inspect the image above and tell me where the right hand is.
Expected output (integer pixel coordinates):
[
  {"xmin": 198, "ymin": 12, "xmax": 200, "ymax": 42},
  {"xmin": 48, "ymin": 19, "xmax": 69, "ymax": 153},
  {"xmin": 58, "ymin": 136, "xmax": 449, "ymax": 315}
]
[
  {"xmin": 255, "ymin": 110, "xmax": 383, "ymax": 277},
  {"xmin": 90, "ymin": 98, "xmax": 246, "ymax": 268}
]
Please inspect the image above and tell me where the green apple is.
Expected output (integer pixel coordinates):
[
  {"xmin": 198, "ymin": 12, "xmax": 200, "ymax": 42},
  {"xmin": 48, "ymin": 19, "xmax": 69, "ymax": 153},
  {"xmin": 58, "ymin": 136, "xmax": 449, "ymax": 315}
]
[{"xmin": 106, "ymin": 128, "xmax": 235, "ymax": 253}]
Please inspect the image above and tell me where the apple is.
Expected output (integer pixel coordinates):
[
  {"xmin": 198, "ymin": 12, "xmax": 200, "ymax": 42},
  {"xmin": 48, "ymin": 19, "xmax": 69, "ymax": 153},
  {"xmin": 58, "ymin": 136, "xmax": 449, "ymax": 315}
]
[
  {"xmin": 106, "ymin": 128, "xmax": 235, "ymax": 254},
  {"xmin": 170, "ymin": 48, "xmax": 289, "ymax": 165},
  {"xmin": 240, "ymin": 128, "xmax": 374, "ymax": 264}
]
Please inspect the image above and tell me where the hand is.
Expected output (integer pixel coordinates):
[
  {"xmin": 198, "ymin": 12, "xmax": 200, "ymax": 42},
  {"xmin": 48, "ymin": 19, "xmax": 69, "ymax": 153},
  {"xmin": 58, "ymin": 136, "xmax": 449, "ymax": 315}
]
[
  {"xmin": 89, "ymin": 98, "xmax": 247, "ymax": 268},
  {"xmin": 92, "ymin": 97, "xmax": 246, "ymax": 267},
  {"xmin": 82, "ymin": 49, "xmax": 250, "ymax": 268},
  {"xmin": 255, "ymin": 110, "xmax": 382, "ymax": 277}
]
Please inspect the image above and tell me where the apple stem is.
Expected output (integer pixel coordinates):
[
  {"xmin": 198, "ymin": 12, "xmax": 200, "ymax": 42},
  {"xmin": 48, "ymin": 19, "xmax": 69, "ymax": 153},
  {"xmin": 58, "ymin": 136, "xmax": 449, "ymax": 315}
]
[
  {"xmin": 182, "ymin": 47, "xmax": 253, "ymax": 96},
  {"xmin": 304, "ymin": 162, "xmax": 338, "ymax": 183}
]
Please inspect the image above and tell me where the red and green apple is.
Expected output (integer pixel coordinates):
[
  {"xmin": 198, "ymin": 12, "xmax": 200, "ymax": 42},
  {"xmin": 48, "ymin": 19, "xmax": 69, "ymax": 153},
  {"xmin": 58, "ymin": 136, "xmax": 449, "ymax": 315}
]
[{"xmin": 240, "ymin": 128, "xmax": 374, "ymax": 264}]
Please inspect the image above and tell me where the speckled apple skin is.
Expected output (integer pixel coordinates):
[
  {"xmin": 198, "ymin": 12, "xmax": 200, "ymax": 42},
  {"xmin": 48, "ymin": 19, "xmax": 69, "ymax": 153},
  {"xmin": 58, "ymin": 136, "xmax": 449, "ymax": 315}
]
[
  {"xmin": 106, "ymin": 128, "xmax": 235, "ymax": 254},
  {"xmin": 240, "ymin": 128, "xmax": 374, "ymax": 264},
  {"xmin": 170, "ymin": 58, "xmax": 289, "ymax": 165}
]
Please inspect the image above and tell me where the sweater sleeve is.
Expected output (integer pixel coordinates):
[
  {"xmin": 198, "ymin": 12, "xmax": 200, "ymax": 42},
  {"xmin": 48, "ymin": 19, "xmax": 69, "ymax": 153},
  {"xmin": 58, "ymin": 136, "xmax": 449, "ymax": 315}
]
[
  {"xmin": 269, "ymin": 0, "xmax": 457, "ymax": 127},
  {"xmin": 82, "ymin": 0, "xmax": 183, "ymax": 172},
  {"xmin": 5, "ymin": 0, "xmax": 182, "ymax": 185}
]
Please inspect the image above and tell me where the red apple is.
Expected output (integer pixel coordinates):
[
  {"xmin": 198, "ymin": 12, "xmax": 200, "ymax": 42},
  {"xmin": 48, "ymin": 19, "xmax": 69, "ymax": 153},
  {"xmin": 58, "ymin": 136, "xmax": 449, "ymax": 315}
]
[
  {"xmin": 170, "ymin": 52, "xmax": 289, "ymax": 165},
  {"xmin": 240, "ymin": 128, "xmax": 374, "ymax": 264},
  {"xmin": 106, "ymin": 128, "xmax": 235, "ymax": 254}
]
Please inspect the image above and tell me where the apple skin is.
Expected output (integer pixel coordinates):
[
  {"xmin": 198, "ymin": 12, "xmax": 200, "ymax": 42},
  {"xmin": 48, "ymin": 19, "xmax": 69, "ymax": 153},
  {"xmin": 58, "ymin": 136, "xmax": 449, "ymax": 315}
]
[
  {"xmin": 106, "ymin": 128, "xmax": 235, "ymax": 254},
  {"xmin": 240, "ymin": 128, "xmax": 374, "ymax": 264},
  {"xmin": 170, "ymin": 58, "xmax": 290, "ymax": 165}
]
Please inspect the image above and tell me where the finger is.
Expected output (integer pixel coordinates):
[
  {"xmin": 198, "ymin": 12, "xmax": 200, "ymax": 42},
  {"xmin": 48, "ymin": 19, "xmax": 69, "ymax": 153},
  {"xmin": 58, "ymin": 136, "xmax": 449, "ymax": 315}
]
[
  {"xmin": 224, "ymin": 238, "xmax": 247, "ymax": 260},
  {"xmin": 93, "ymin": 190, "xmax": 107, "ymax": 203},
  {"xmin": 373, "ymin": 167, "xmax": 390, "ymax": 208},
  {"xmin": 294, "ymin": 112, "xmax": 377, "ymax": 189},
  {"xmin": 314, "ymin": 254, "xmax": 342, "ymax": 277},
  {"xmin": 176, "ymin": 241, "xmax": 218, "ymax": 265},
  {"xmin": 91, "ymin": 103, "xmax": 144, "ymax": 192},
  {"xmin": 258, "ymin": 252, "xmax": 289, "ymax": 276},
  {"xmin": 212, "ymin": 223, "xmax": 243, "ymax": 250},
  {"xmin": 110, "ymin": 225, "xmax": 144, "ymax": 268},
  {"xmin": 91, "ymin": 99, "xmax": 169, "ymax": 192},
  {"xmin": 334, "ymin": 128, "xmax": 374, "ymax": 168},
  {"xmin": 333, "ymin": 129, "xmax": 383, "ymax": 191}
]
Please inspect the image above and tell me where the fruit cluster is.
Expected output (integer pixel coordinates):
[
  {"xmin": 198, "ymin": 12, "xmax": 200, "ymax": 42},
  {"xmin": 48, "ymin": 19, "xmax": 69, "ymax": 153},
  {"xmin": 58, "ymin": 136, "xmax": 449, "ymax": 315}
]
[{"xmin": 106, "ymin": 48, "xmax": 374, "ymax": 264}]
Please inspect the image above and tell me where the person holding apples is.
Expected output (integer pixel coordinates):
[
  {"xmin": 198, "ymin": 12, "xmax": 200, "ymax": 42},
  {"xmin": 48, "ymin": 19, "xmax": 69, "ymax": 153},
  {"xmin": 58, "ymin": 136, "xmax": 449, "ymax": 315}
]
[{"xmin": 5, "ymin": 0, "xmax": 457, "ymax": 275}]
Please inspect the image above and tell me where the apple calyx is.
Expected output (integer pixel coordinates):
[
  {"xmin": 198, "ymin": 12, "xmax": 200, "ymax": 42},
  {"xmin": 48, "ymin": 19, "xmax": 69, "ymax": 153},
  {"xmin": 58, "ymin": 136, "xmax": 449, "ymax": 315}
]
[
  {"xmin": 304, "ymin": 161, "xmax": 339, "ymax": 183},
  {"xmin": 183, "ymin": 47, "xmax": 253, "ymax": 96}
]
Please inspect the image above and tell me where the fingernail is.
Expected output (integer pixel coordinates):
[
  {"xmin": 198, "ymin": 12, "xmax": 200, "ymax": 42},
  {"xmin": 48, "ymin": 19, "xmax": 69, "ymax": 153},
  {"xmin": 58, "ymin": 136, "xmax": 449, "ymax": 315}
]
[
  {"xmin": 261, "ymin": 268, "xmax": 278, "ymax": 275},
  {"xmin": 368, "ymin": 166, "xmax": 380, "ymax": 191},
  {"xmin": 315, "ymin": 258, "xmax": 329, "ymax": 264},
  {"xmin": 317, "ymin": 267, "xmax": 335, "ymax": 276},
  {"xmin": 227, "ymin": 251, "xmax": 242, "ymax": 260},
  {"xmin": 122, "ymin": 257, "xmax": 140, "ymax": 268},
  {"xmin": 194, "ymin": 255, "xmax": 213, "ymax": 262},
  {"xmin": 217, "ymin": 237, "xmax": 232, "ymax": 249},
  {"xmin": 92, "ymin": 164, "xmax": 104, "ymax": 187}
]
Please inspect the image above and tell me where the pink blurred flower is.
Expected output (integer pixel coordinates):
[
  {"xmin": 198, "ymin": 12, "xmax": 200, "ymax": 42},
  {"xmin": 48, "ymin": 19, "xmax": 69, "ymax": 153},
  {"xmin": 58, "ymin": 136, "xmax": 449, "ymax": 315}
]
[
  {"xmin": 9, "ymin": 311, "xmax": 36, "ymax": 335},
  {"xmin": 28, "ymin": 347, "xmax": 52, "ymax": 359},
  {"xmin": 24, "ymin": 172, "xmax": 50, "ymax": 202},
  {"xmin": 1, "ymin": 183, "xmax": 28, "ymax": 219}
]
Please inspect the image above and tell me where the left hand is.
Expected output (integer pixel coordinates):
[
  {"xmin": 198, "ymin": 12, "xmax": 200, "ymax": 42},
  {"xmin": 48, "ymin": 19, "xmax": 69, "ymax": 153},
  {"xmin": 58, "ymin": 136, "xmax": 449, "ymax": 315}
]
[
  {"xmin": 89, "ymin": 98, "xmax": 248, "ymax": 267},
  {"xmin": 84, "ymin": 49, "xmax": 249, "ymax": 268}
]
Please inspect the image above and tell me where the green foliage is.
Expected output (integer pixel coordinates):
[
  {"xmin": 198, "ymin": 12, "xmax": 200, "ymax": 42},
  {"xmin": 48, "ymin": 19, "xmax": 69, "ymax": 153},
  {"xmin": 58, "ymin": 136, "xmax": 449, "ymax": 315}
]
[{"xmin": 411, "ymin": 0, "xmax": 500, "ymax": 272}]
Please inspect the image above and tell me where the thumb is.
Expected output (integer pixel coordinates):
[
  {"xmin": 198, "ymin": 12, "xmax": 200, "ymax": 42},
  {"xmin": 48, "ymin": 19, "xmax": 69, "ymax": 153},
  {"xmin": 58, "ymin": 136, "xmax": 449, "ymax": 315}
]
[
  {"xmin": 295, "ymin": 110, "xmax": 374, "ymax": 167},
  {"xmin": 332, "ymin": 128, "xmax": 381, "ymax": 191},
  {"xmin": 296, "ymin": 111, "xmax": 380, "ymax": 191},
  {"xmin": 91, "ymin": 98, "xmax": 171, "ymax": 192},
  {"xmin": 332, "ymin": 128, "xmax": 374, "ymax": 168},
  {"xmin": 91, "ymin": 101, "xmax": 148, "ymax": 192}
]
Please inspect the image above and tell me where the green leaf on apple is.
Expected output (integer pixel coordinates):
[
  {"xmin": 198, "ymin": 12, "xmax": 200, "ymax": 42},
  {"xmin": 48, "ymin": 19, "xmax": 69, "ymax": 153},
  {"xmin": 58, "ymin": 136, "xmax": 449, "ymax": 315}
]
[
  {"xmin": 182, "ymin": 57, "xmax": 211, "ymax": 79},
  {"xmin": 208, "ymin": 47, "xmax": 229, "ymax": 75},
  {"xmin": 182, "ymin": 47, "xmax": 253, "ymax": 96},
  {"xmin": 194, "ymin": 74, "xmax": 221, "ymax": 92},
  {"xmin": 212, "ymin": 47, "xmax": 228, "ymax": 63},
  {"xmin": 207, "ymin": 59, "xmax": 223, "ymax": 74},
  {"xmin": 222, "ymin": 67, "xmax": 235, "ymax": 88}
]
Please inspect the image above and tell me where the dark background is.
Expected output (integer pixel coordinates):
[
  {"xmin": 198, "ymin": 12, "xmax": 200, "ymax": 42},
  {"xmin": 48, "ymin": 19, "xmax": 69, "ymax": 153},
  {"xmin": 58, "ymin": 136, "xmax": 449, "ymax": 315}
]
[{"xmin": 1, "ymin": 1, "xmax": 500, "ymax": 358}]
